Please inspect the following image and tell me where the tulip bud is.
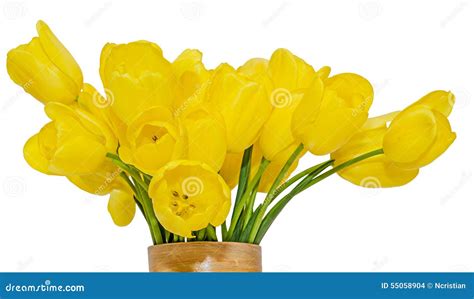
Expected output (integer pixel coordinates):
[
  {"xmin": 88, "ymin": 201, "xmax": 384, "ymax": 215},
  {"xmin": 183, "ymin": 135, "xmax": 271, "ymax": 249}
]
[
  {"xmin": 292, "ymin": 73, "xmax": 374, "ymax": 155},
  {"xmin": 6, "ymin": 20, "xmax": 83, "ymax": 104},
  {"xmin": 383, "ymin": 91, "xmax": 456, "ymax": 169},
  {"xmin": 172, "ymin": 49, "xmax": 210, "ymax": 109},
  {"xmin": 208, "ymin": 64, "xmax": 272, "ymax": 153},
  {"xmin": 331, "ymin": 113, "xmax": 418, "ymax": 188},
  {"xmin": 23, "ymin": 102, "xmax": 117, "ymax": 176},
  {"xmin": 100, "ymin": 41, "xmax": 177, "ymax": 124}
]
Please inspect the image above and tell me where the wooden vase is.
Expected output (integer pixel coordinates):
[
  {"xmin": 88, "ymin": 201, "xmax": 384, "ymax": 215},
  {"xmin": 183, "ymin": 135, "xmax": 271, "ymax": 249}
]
[{"xmin": 148, "ymin": 242, "xmax": 262, "ymax": 272}]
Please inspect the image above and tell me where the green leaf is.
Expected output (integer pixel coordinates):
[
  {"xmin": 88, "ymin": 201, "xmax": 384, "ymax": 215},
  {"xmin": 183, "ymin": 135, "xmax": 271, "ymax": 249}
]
[{"xmin": 239, "ymin": 204, "xmax": 263, "ymax": 242}]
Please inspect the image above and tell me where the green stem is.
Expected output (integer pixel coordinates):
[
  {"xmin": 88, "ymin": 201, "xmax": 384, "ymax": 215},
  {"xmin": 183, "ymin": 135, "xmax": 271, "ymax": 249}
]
[
  {"xmin": 107, "ymin": 154, "xmax": 148, "ymax": 191},
  {"xmin": 242, "ymin": 187, "xmax": 258, "ymax": 228},
  {"xmin": 226, "ymin": 158, "xmax": 270, "ymax": 240},
  {"xmin": 220, "ymin": 222, "xmax": 227, "ymax": 241},
  {"xmin": 107, "ymin": 152, "xmax": 164, "ymax": 244},
  {"xmin": 225, "ymin": 146, "xmax": 253, "ymax": 240},
  {"xmin": 196, "ymin": 228, "xmax": 207, "ymax": 241},
  {"xmin": 132, "ymin": 178, "xmax": 163, "ymax": 245},
  {"xmin": 301, "ymin": 148, "xmax": 384, "ymax": 193},
  {"xmin": 270, "ymin": 160, "xmax": 334, "ymax": 200},
  {"xmin": 206, "ymin": 225, "xmax": 218, "ymax": 241},
  {"xmin": 246, "ymin": 144, "xmax": 304, "ymax": 243},
  {"xmin": 234, "ymin": 147, "xmax": 253, "ymax": 207},
  {"xmin": 253, "ymin": 148, "xmax": 384, "ymax": 244}
]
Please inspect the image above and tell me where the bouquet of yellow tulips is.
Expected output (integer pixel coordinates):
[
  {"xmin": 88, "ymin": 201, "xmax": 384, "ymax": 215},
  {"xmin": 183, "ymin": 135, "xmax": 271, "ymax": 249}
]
[{"xmin": 7, "ymin": 21, "xmax": 456, "ymax": 245}]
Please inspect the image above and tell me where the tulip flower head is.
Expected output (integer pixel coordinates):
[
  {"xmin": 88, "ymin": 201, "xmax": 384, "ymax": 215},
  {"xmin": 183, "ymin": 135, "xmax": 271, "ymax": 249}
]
[
  {"xmin": 7, "ymin": 21, "xmax": 83, "ymax": 104},
  {"xmin": 207, "ymin": 64, "xmax": 272, "ymax": 153},
  {"xmin": 331, "ymin": 112, "xmax": 419, "ymax": 188},
  {"xmin": 292, "ymin": 73, "xmax": 374, "ymax": 155},
  {"xmin": 100, "ymin": 41, "xmax": 177, "ymax": 125},
  {"xmin": 118, "ymin": 106, "xmax": 187, "ymax": 175},
  {"xmin": 149, "ymin": 160, "xmax": 231, "ymax": 237},
  {"xmin": 383, "ymin": 91, "xmax": 456, "ymax": 169},
  {"xmin": 23, "ymin": 102, "xmax": 117, "ymax": 176}
]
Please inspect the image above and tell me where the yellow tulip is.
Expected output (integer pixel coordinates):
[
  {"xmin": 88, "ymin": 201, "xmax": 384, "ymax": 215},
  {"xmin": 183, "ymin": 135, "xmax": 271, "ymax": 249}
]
[
  {"xmin": 149, "ymin": 160, "xmax": 231, "ymax": 237},
  {"xmin": 268, "ymin": 48, "xmax": 316, "ymax": 91},
  {"xmin": 237, "ymin": 50, "xmax": 327, "ymax": 93},
  {"xmin": 24, "ymin": 102, "xmax": 117, "ymax": 176},
  {"xmin": 237, "ymin": 58, "xmax": 273, "ymax": 92},
  {"xmin": 76, "ymin": 83, "xmax": 128, "ymax": 145},
  {"xmin": 118, "ymin": 106, "xmax": 187, "ymax": 174},
  {"xmin": 100, "ymin": 41, "xmax": 177, "ymax": 124},
  {"xmin": 238, "ymin": 52, "xmax": 328, "ymax": 161},
  {"xmin": 172, "ymin": 49, "xmax": 210, "ymax": 109},
  {"xmin": 6, "ymin": 20, "xmax": 83, "ymax": 104},
  {"xmin": 179, "ymin": 103, "xmax": 227, "ymax": 171},
  {"xmin": 259, "ymin": 91, "xmax": 304, "ymax": 161},
  {"xmin": 383, "ymin": 91, "xmax": 456, "ymax": 169},
  {"xmin": 331, "ymin": 113, "xmax": 419, "ymax": 187},
  {"xmin": 292, "ymin": 73, "xmax": 374, "ymax": 155},
  {"xmin": 108, "ymin": 189, "xmax": 136, "ymax": 227},
  {"xmin": 207, "ymin": 64, "xmax": 272, "ymax": 153}
]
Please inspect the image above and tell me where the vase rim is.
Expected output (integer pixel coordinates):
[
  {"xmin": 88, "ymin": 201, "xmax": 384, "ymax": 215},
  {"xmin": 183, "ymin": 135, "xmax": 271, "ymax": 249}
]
[{"xmin": 148, "ymin": 241, "xmax": 261, "ymax": 250}]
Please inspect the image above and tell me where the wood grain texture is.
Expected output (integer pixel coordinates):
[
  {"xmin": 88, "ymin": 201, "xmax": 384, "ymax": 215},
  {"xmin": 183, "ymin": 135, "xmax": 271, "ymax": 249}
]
[{"xmin": 148, "ymin": 242, "xmax": 262, "ymax": 272}]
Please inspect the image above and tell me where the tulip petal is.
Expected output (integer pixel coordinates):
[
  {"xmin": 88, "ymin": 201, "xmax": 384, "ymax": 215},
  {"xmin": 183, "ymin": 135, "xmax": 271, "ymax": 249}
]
[
  {"xmin": 395, "ymin": 110, "xmax": 456, "ymax": 169},
  {"xmin": 49, "ymin": 136, "xmax": 107, "ymax": 175},
  {"xmin": 172, "ymin": 49, "xmax": 210, "ymax": 106},
  {"xmin": 108, "ymin": 189, "xmax": 136, "ymax": 227},
  {"xmin": 23, "ymin": 134, "xmax": 54, "ymax": 175},
  {"xmin": 209, "ymin": 64, "xmax": 272, "ymax": 152},
  {"xmin": 383, "ymin": 106, "xmax": 437, "ymax": 164},
  {"xmin": 408, "ymin": 90, "xmax": 454, "ymax": 117},
  {"xmin": 108, "ymin": 72, "xmax": 175, "ymax": 124},
  {"xmin": 338, "ymin": 156, "xmax": 419, "ymax": 187},
  {"xmin": 292, "ymin": 76, "xmax": 324, "ymax": 135},
  {"xmin": 260, "ymin": 92, "xmax": 303, "ymax": 160},
  {"xmin": 268, "ymin": 48, "xmax": 315, "ymax": 90},
  {"xmin": 36, "ymin": 20, "xmax": 83, "ymax": 90},
  {"xmin": 184, "ymin": 115, "xmax": 227, "ymax": 171},
  {"xmin": 7, "ymin": 40, "xmax": 77, "ymax": 103}
]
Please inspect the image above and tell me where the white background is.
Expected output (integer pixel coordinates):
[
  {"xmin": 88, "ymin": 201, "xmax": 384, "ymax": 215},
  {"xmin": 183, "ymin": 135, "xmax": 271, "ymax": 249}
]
[{"xmin": 0, "ymin": 0, "xmax": 473, "ymax": 272}]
